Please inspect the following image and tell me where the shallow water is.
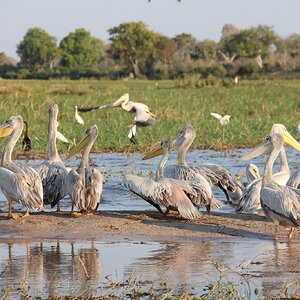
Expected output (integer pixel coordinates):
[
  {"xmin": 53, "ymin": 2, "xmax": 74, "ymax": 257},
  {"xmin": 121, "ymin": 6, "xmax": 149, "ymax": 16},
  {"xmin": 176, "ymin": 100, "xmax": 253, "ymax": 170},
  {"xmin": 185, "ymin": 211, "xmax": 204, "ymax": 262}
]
[
  {"xmin": 0, "ymin": 148, "xmax": 299, "ymax": 213},
  {"xmin": 0, "ymin": 238, "xmax": 299, "ymax": 299}
]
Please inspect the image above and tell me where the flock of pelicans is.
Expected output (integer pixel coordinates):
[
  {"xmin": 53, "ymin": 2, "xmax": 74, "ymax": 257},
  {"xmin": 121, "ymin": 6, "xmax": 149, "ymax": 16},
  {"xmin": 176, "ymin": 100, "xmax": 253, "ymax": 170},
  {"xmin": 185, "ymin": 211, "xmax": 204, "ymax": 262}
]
[{"xmin": 1, "ymin": 93, "xmax": 300, "ymax": 241}]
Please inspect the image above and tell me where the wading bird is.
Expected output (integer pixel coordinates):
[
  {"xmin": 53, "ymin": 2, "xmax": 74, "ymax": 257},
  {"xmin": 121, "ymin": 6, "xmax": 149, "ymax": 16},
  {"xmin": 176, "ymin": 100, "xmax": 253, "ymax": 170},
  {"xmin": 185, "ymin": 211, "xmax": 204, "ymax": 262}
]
[
  {"xmin": 123, "ymin": 140, "xmax": 202, "ymax": 219},
  {"xmin": 36, "ymin": 104, "xmax": 69, "ymax": 212},
  {"xmin": 239, "ymin": 127, "xmax": 300, "ymax": 239},
  {"xmin": 74, "ymin": 106, "xmax": 84, "ymax": 125},
  {"xmin": 78, "ymin": 93, "xmax": 156, "ymax": 144},
  {"xmin": 143, "ymin": 125, "xmax": 223, "ymax": 214},
  {"xmin": 236, "ymin": 124, "xmax": 292, "ymax": 215},
  {"xmin": 65, "ymin": 125, "xmax": 103, "ymax": 216},
  {"xmin": 0, "ymin": 115, "xmax": 43, "ymax": 219},
  {"xmin": 210, "ymin": 113, "xmax": 230, "ymax": 126}
]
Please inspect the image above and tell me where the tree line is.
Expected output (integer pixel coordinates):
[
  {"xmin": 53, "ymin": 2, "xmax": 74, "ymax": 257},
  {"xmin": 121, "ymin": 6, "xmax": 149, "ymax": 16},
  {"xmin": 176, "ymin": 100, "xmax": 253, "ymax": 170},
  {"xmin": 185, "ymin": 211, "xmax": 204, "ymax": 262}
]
[{"xmin": 0, "ymin": 22, "xmax": 299, "ymax": 80}]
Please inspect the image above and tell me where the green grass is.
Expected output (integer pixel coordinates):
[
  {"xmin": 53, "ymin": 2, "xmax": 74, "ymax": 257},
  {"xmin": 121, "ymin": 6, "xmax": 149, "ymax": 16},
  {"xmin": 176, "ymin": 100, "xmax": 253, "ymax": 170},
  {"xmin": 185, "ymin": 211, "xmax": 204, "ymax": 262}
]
[{"xmin": 0, "ymin": 79, "xmax": 299, "ymax": 155}]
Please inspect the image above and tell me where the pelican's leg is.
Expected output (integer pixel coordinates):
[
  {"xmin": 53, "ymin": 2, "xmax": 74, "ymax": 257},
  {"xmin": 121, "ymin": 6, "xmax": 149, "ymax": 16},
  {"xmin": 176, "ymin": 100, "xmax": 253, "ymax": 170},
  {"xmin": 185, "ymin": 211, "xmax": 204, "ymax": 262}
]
[
  {"xmin": 288, "ymin": 227, "xmax": 295, "ymax": 239},
  {"xmin": 206, "ymin": 204, "xmax": 211, "ymax": 215},
  {"xmin": 22, "ymin": 209, "xmax": 30, "ymax": 218},
  {"xmin": 70, "ymin": 197, "xmax": 81, "ymax": 217},
  {"xmin": 56, "ymin": 202, "xmax": 61, "ymax": 213},
  {"xmin": 164, "ymin": 207, "xmax": 170, "ymax": 216},
  {"xmin": 273, "ymin": 225, "xmax": 279, "ymax": 240},
  {"xmin": 8, "ymin": 199, "xmax": 21, "ymax": 220}
]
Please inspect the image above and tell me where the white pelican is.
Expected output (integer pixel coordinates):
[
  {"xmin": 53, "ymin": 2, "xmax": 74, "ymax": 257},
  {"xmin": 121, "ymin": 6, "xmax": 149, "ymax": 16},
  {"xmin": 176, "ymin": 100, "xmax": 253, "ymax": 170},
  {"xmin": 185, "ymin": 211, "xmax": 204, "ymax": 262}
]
[
  {"xmin": 143, "ymin": 126, "xmax": 223, "ymax": 213},
  {"xmin": 0, "ymin": 115, "xmax": 43, "ymax": 219},
  {"xmin": 210, "ymin": 113, "xmax": 230, "ymax": 126},
  {"xmin": 150, "ymin": 124, "xmax": 236, "ymax": 204},
  {"xmin": 36, "ymin": 104, "xmax": 69, "ymax": 211},
  {"xmin": 74, "ymin": 106, "xmax": 84, "ymax": 125},
  {"xmin": 21, "ymin": 120, "xmax": 32, "ymax": 151},
  {"xmin": 239, "ymin": 130, "xmax": 300, "ymax": 239},
  {"xmin": 78, "ymin": 93, "xmax": 155, "ymax": 144},
  {"xmin": 123, "ymin": 140, "xmax": 202, "ymax": 219},
  {"xmin": 65, "ymin": 125, "xmax": 103, "ymax": 215},
  {"xmin": 236, "ymin": 124, "xmax": 292, "ymax": 215}
]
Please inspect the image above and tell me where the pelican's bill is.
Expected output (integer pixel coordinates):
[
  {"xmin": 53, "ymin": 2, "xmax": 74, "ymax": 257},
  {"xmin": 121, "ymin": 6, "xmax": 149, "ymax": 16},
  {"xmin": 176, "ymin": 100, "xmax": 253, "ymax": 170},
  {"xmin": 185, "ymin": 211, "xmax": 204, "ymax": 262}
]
[
  {"xmin": 239, "ymin": 138, "xmax": 272, "ymax": 162},
  {"xmin": 142, "ymin": 145, "xmax": 164, "ymax": 160},
  {"xmin": 0, "ymin": 123, "xmax": 13, "ymax": 137},
  {"xmin": 282, "ymin": 130, "xmax": 300, "ymax": 152},
  {"xmin": 66, "ymin": 134, "xmax": 90, "ymax": 159}
]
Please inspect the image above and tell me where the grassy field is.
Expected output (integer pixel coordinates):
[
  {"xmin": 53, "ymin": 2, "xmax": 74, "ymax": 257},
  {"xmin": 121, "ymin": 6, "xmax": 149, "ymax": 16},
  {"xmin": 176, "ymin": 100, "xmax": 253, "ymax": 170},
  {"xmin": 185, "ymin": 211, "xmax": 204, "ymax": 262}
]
[{"xmin": 0, "ymin": 79, "xmax": 299, "ymax": 155}]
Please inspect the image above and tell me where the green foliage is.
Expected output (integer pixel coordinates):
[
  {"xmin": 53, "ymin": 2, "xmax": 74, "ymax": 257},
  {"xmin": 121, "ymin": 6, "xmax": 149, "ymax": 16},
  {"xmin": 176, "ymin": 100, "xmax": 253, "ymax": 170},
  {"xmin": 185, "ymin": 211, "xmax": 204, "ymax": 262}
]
[
  {"xmin": 237, "ymin": 63, "xmax": 259, "ymax": 77},
  {"xmin": 108, "ymin": 22, "xmax": 157, "ymax": 77},
  {"xmin": 17, "ymin": 27, "xmax": 59, "ymax": 71},
  {"xmin": 59, "ymin": 28, "xmax": 104, "ymax": 69},
  {"xmin": 191, "ymin": 39, "xmax": 218, "ymax": 61}
]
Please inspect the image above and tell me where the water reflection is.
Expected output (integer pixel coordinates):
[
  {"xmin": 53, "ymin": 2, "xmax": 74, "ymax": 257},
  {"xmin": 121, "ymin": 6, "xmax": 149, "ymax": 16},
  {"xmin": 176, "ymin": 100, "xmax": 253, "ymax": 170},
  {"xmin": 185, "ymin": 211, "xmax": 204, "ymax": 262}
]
[
  {"xmin": 1, "ymin": 147, "xmax": 299, "ymax": 214},
  {"xmin": 0, "ymin": 239, "xmax": 300, "ymax": 298}
]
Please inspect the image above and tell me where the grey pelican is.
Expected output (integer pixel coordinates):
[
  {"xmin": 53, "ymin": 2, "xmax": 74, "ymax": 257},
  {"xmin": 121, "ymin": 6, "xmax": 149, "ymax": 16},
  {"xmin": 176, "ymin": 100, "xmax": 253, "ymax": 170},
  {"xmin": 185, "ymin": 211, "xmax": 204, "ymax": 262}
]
[
  {"xmin": 239, "ymin": 129, "xmax": 300, "ymax": 239},
  {"xmin": 65, "ymin": 125, "xmax": 103, "ymax": 215},
  {"xmin": 287, "ymin": 171, "xmax": 300, "ymax": 189},
  {"xmin": 236, "ymin": 124, "xmax": 292, "ymax": 215},
  {"xmin": 123, "ymin": 140, "xmax": 202, "ymax": 219},
  {"xmin": 210, "ymin": 113, "xmax": 230, "ymax": 126},
  {"xmin": 0, "ymin": 115, "xmax": 43, "ymax": 219},
  {"xmin": 36, "ymin": 104, "xmax": 69, "ymax": 211},
  {"xmin": 74, "ymin": 106, "xmax": 84, "ymax": 125},
  {"xmin": 78, "ymin": 93, "xmax": 155, "ymax": 144},
  {"xmin": 143, "ymin": 126, "xmax": 223, "ymax": 213},
  {"xmin": 246, "ymin": 163, "xmax": 261, "ymax": 183}
]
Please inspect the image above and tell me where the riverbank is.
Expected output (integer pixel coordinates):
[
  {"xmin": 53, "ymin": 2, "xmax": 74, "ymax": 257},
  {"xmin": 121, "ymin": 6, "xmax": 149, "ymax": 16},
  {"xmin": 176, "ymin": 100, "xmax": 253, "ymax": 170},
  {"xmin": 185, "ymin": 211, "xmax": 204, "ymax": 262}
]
[{"xmin": 1, "ymin": 210, "xmax": 297, "ymax": 242}]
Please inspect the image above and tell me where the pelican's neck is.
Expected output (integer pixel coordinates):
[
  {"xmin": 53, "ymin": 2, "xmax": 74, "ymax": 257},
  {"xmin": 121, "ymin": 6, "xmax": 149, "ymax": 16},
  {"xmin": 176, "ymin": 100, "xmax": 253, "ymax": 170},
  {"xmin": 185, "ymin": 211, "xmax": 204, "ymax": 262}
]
[
  {"xmin": 47, "ymin": 112, "xmax": 60, "ymax": 161},
  {"xmin": 262, "ymin": 146, "xmax": 281, "ymax": 186},
  {"xmin": 2, "ymin": 125, "xmax": 23, "ymax": 166},
  {"xmin": 177, "ymin": 137, "xmax": 194, "ymax": 166},
  {"xmin": 79, "ymin": 135, "xmax": 96, "ymax": 169},
  {"xmin": 279, "ymin": 146, "xmax": 290, "ymax": 175},
  {"xmin": 156, "ymin": 151, "xmax": 170, "ymax": 181}
]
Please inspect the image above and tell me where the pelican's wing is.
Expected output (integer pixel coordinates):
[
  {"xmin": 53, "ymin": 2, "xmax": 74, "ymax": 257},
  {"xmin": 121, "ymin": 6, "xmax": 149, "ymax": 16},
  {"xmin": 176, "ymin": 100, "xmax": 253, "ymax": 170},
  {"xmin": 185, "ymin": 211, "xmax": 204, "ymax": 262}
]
[
  {"xmin": 78, "ymin": 103, "xmax": 113, "ymax": 112},
  {"xmin": 0, "ymin": 165, "xmax": 43, "ymax": 211},
  {"xmin": 56, "ymin": 131, "xmax": 69, "ymax": 143},
  {"xmin": 84, "ymin": 168, "xmax": 103, "ymax": 211},
  {"xmin": 236, "ymin": 179, "xmax": 263, "ymax": 215},
  {"xmin": 287, "ymin": 170, "xmax": 300, "ymax": 189},
  {"xmin": 132, "ymin": 106, "xmax": 155, "ymax": 126},
  {"xmin": 210, "ymin": 113, "xmax": 223, "ymax": 120},
  {"xmin": 261, "ymin": 185, "xmax": 300, "ymax": 227}
]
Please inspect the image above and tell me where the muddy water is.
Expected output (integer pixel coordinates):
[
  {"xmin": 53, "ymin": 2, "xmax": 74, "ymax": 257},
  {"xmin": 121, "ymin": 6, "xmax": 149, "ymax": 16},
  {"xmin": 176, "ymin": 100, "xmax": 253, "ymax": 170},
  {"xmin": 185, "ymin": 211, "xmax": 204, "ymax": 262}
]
[
  {"xmin": 0, "ymin": 148, "xmax": 300, "ymax": 213},
  {"xmin": 0, "ymin": 238, "xmax": 299, "ymax": 299}
]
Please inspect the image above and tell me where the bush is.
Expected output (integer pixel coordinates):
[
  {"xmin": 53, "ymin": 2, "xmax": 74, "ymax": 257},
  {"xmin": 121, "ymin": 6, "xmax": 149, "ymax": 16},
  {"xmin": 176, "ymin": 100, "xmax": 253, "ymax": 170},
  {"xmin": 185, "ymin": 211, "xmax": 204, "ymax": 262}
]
[{"xmin": 237, "ymin": 63, "xmax": 259, "ymax": 77}]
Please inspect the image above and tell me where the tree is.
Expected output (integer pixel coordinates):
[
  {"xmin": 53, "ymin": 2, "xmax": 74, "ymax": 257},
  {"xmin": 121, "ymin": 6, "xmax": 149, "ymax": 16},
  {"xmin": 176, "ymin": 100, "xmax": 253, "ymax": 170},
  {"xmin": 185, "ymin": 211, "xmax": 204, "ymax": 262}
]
[
  {"xmin": 107, "ymin": 22, "xmax": 157, "ymax": 77},
  {"xmin": 173, "ymin": 33, "xmax": 197, "ymax": 60},
  {"xmin": 155, "ymin": 35, "xmax": 176, "ymax": 64},
  {"xmin": 59, "ymin": 28, "xmax": 104, "ymax": 69},
  {"xmin": 219, "ymin": 25, "xmax": 280, "ymax": 67},
  {"xmin": 17, "ymin": 27, "xmax": 59, "ymax": 71},
  {"xmin": 190, "ymin": 39, "xmax": 218, "ymax": 61},
  {"xmin": 221, "ymin": 24, "xmax": 239, "ymax": 40}
]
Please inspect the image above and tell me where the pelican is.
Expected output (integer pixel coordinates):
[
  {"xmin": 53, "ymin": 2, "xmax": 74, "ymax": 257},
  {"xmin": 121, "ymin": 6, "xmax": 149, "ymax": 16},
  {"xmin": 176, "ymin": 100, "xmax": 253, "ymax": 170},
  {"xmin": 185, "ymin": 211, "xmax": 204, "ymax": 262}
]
[
  {"xmin": 246, "ymin": 163, "xmax": 261, "ymax": 183},
  {"xmin": 74, "ymin": 106, "xmax": 84, "ymax": 125},
  {"xmin": 143, "ymin": 126, "xmax": 223, "ymax": 213},
  {"xmin": 287, "ymin": 171, "xmax": 300, "ymax": 189},
  {"xmin": 123, "ymin": 140, "xmax": 202, "ymax": 219},
  {"xmin": 36, "ymin": 104, "xmax": 69, "ymax": 211},
  {"xmin": 0, "ymin": 115, "xmax": 43, "ymax": 219},
  {"xmin": 78, "ymin": 93, "xmax": 155, "ymax": 144},
  {"xmin": 65, "ymin": 125, "xmax": 103, "ymax": 215},
  {"xmin": 236, "ymin": 124, "xmax": 292, "ymax": 215},
  {"xmin": 21, "ymin": 120, "xmax": 32, "ymax": 151},
  {"xmin": 239, "ymin": 130, "xmax": 300, "ymax": 239},
  {"xmin": 147, "ymin": 125, "xmax": 236, "ymax": 204},
  {"xmin": 210, "ymin": 113, "xmax": 230, "ymax": 126}
]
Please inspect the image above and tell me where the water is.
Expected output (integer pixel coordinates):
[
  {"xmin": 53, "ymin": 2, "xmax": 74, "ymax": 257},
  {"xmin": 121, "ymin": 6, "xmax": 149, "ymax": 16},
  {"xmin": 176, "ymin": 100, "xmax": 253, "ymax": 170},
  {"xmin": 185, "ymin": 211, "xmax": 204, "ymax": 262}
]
[
  {"xmin": 1, "ymin": 147, "xmax": 300, "ymax": 213},
  {"xmin": 0, "ymin": 238, "xmax": 299, "ymax": 299}
]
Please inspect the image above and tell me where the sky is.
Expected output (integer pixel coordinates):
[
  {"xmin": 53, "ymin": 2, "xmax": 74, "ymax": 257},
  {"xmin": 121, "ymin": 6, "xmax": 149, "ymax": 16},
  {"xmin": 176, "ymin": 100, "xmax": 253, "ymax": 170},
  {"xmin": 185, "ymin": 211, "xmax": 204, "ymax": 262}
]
[{"xmin": 1, "ymin": 0, "xmax": 299, "ymax": 60}]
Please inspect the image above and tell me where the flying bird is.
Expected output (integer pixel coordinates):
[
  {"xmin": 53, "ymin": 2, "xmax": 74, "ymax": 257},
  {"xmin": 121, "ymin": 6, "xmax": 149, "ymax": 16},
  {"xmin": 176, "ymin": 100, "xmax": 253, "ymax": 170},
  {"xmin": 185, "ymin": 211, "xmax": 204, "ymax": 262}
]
[
  {"xmin": 74, "ymin": 106, "xmax": 84, "ymax": 125},
  {"xmin": 0, "ymin": 115, "xmax": 43, "ymax": 219},
  {"xmin": 239, "ymin": 125, "xmax": 300, "ymax": 239},
  {"xmin": 210, "ymin": 113, "xmax": 231, "ymax": 126},
  {"xmin": 124, "ymin": 140, "xmax": 202, "ymax": 219},
  {"xmin": 78, "ymin": 93, "xmax": 156, "ymax": 144},
  {"xmin": 65, "ymin": 125, "xmax": 103, "ymax": 216},
  {"xmin": 35, "ymin": 104, "xmax": 69, "ymax": 212}
]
